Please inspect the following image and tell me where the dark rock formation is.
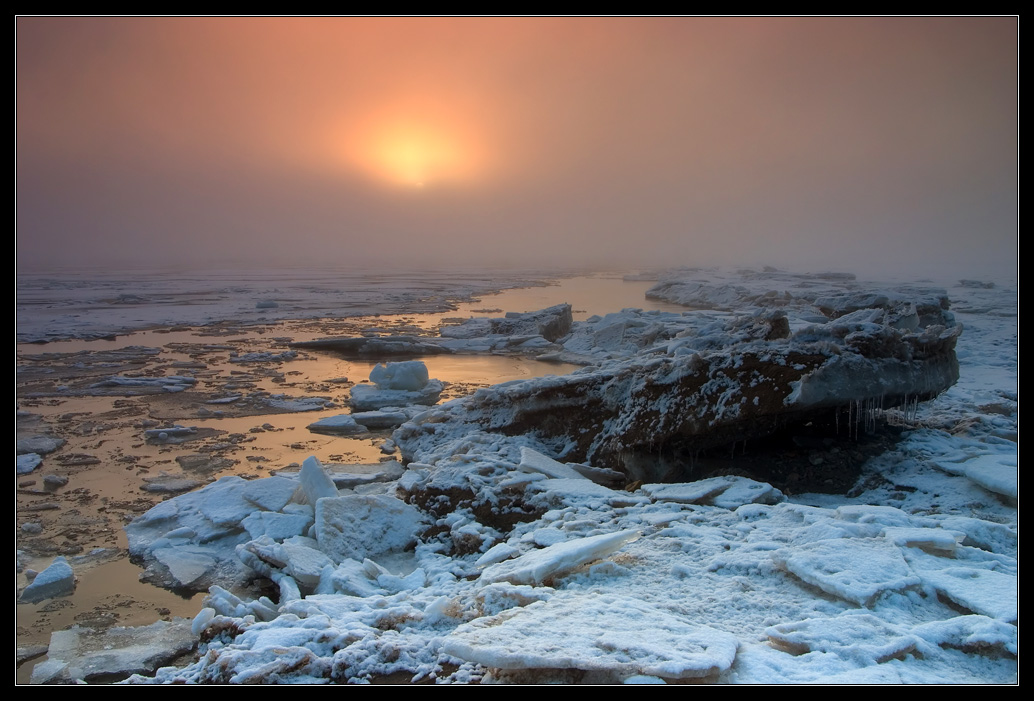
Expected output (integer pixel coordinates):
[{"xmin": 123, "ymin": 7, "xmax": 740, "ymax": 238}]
[{"xmin": 396, "ymin": 311, "xmax": 961, "ymax": 483}]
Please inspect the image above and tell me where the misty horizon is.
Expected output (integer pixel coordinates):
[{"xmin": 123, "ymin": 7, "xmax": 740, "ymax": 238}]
[{"xmin": 16, "ymin": 17, "xmax": 1018, "ymax": 280}]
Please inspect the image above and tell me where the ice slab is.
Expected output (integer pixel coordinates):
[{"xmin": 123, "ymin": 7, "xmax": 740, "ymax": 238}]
[{"xmin": 444, "ymin": 592, "xmax": 738, "ymax": 680}]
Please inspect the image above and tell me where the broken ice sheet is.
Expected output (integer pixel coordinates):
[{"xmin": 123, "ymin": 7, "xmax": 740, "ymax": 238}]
[
  {"xmin": 442, "ymin": 592, "xmax": 738, "ymax": 681},
  {"xmin": 773, "ymin": 538, "xmax": 920, "ymax": 606}
]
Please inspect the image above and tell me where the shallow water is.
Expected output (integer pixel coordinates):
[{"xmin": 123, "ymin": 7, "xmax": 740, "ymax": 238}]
[{"xmin": 16, "ymin": 271, "xmax": 667, "ymax": 682}]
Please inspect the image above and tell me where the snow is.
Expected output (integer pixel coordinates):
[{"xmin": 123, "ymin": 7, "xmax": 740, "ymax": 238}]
[
  {"xmin": 314, "ymin": 494, "xmax": 426, "ymax": 564},
  {"xmin": 443, "ymin": 593, "xmax": 739, "ymax": 680},
  {"xmin": 19, "ymin": 267, "xmax": 1017, "ymax": 684}
]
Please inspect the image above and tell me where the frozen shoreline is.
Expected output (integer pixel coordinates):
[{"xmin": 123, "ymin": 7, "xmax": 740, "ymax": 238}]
[{"xmin": 17, "ymin": 267, "xmax": 1017, "ymax": 684}]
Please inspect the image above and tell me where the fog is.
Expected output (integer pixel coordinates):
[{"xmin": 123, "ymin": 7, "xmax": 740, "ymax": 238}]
[{"xmin": 16, "ymin": 17, "xmax": 1017, "ymax": 279}]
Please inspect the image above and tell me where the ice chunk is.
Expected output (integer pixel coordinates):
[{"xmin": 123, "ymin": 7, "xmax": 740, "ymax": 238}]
[
  {"xmin": 17, "ymin": 435, "xmax": 65, "ymax": 455},
  {"xmin": 298, "ymin": 456, "xmax": 338, "ymax": 504},
  {"xmin": 17, "ymin": 453, "xmax": 42, "ymax": 475},
  {"xmin": 961, "ymin": 453, "xmax": 1017, "ymax": 500},
  {"xmin": 314, "ymin": 494, "xmax": 425, "ymax": 563},
  {"xmin": 479, "ymin": 529, "xmax": 639, "ymax": 586},
  {"xmin": 918, "ymin": 568, "xmax": 1017, "ymax": 621},
  {"xmin": 443, "ymin": 592, "xmax": 738, "ymax": 680},
  {"xmin": 537, "ymin": 478, "xmax": 646, "ymax": 504},
  {"xmin": 152, "ymin": 547, "xmax": 217, "ymax": 589},
  {"xmin": 370, "ymin": 360, "xmax": 430, "ymax": 391},
  {"xmin": 241, "ymin": 511, "xmax": 313, "ymax": 541},
  {"xmin": 305, "ymin": 413, "xmax": 367, "ymax": 436},
  {"xmin": 641, "ymin": 476, "xmax": 782, "ymax": 508},
  {"xmin": 912, "ymin": 615, "xmax": 1017, "ymax": 654},
  {"xmin": 766, "ymin": 613, "xmax": 919, "ymax": 663},
  {"xmin": 775, "ymin": 538, "xmax": 920, "ymax": 606},
  {"xmin": 519, "ymin": 446, "xmax": 587, "ymax": 480},
  {"xmin": 30, "ymin": 619, "xmax": 196, "ymax": 684},
  {"xmin": 19, "ymin": 556, "xmax": 75, "ymax": 603},
  {"xmin": 349, "ymin": 379, "xmax": 444, "ymax": 411}
]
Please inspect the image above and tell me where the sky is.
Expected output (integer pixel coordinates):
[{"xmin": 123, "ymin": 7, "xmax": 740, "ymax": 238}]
[{"xmin": 16, "ymin": 17, "xmax": 1017, "ymax": 278}]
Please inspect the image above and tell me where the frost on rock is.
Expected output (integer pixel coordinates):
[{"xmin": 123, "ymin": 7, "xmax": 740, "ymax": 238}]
[{"xmin": 395, "ymin": 283, "xmax": 960, "ymax": 483}]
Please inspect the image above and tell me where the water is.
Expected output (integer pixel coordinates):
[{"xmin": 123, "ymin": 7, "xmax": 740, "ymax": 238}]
[{"xmin": 16, "ymin": 270, "xmax": 671, "ymax": 681}]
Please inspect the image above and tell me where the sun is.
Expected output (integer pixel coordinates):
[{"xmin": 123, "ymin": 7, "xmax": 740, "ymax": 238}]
[
  {"xmin": 375, "ymin": 127, "xmax": 455, "ymax": 187},
  {"xmin": 341, "ymin": 106, "xmax": 485, "ymax": 189}
]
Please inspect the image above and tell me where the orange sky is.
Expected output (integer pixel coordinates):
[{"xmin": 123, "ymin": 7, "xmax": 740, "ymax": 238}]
[{"xmin": 16, "ymin": 17, "xmax": 1017, "ymax": 276}]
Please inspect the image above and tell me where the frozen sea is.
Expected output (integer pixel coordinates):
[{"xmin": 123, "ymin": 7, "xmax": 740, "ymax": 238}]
[{"xmin": 16, "ymin": 265, "xmax": 1017, "ymax": 684}]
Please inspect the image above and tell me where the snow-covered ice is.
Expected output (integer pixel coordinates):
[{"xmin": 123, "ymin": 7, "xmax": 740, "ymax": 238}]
[{"xmin": 19, "ymin": 267, "xmax": 1016, "ymax": 684}]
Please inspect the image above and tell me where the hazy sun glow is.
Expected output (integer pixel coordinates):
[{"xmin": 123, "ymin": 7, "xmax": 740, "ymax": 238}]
[{"xmin": 343, "ymin": 109, "xmax": 487, "ymax": 189}]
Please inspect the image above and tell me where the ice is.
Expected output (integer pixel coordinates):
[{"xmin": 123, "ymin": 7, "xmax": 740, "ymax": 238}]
[
  {"xmin": 443, "ymin": 593, "xmax": 738, "ymax": 681},
  {"xmin": 314, "ymin": 494, "xmax": 425, "ymax": 563},
  {"xmin": 306, "ymin": 413, "xmax": 367, "ymax": 435},
  {"xmin": 640, "ymin": 476, "xmax": 783, "ymax": 508},
  {"xmin": 297, "ymin": 456, "xmax": 339, "ymax": 504},
  {"xmin": 19, "ymin": 556, "xmax": 75, "ymax": 603},
  {"xmin": 916, "ymin": 567, "xmax": 1017, "ymax": 621},
  {"xmin": 16, "ymin": 435, "xmax": 65, "ymax": 455},
  {"xmin": 766, "ymin": 613, "xmax": 919, "ymax": 663},
  {"xmin": 774, "ymin": 538, "xmax": 921, "ymax": 606},
  {"xmin": 478, "ymin": 530, "xmax": 639, "ymax": 586},
  {"xmin": 30, "ymin": 619, "xmax": 196, "ymax": 684},
  {"xmin": 152, "ymin": 548, "xmax": 218, "ymax": 589},
  {"xmin": 350, "ymin": 409, "xmax": 419, "ymax": 429},
  {"xmin": 959, "ymin": 453, "xmax": 1018, "ymax": 500},
  {"xmin": 91, "ymin": 375, "xmax": 197, "ymax": 393},
  {"xmin": 912, "ymin": 615, "xmax": 1017, "ymax": 655},
  {"xmin": 17, "ymin": 453, "xmax": 42, "ymax": 475},
  {"xmin": 241, "ymin": 511, "xmax": 314, "ymax": 541},
  {"xmin": 229, "ymin": 349, "xmax": 297, "ymax": 363},
  {"xmin": 349, "ymin": 380, "xmax": 444, "ymax": 411},
  {"xmin": 20, "ymin": 266, "xmax": 1015, "ymax": 684},
  {"xmin": 518, "ymin": 446, "xmax": 587, "ymax": 480},
  {"xmin": 237, "ymin": 536, "xmax": 334, "ymax": 589},
  {"xmin": 369, "ymin": 360, "xmax": 431, "ymax": 391}
]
